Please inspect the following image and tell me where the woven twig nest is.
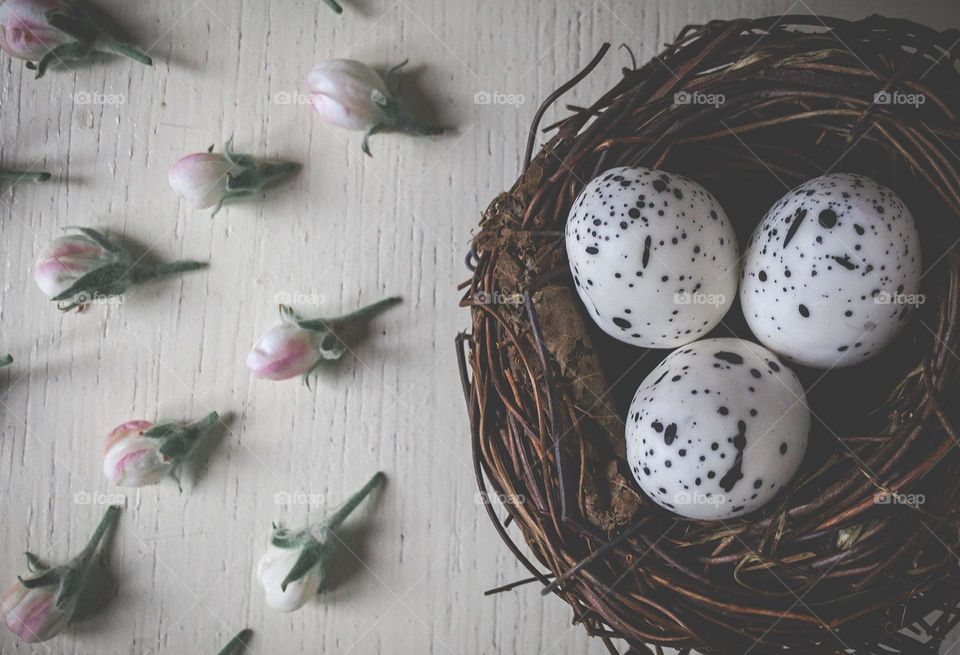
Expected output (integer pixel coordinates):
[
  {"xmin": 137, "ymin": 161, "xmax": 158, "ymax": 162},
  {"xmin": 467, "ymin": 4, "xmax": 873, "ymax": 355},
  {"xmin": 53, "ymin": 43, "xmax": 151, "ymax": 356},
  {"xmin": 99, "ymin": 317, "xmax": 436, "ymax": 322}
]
[{"xmin": 458, "ymin": 15, "xmax": 960, "ymax": 655}]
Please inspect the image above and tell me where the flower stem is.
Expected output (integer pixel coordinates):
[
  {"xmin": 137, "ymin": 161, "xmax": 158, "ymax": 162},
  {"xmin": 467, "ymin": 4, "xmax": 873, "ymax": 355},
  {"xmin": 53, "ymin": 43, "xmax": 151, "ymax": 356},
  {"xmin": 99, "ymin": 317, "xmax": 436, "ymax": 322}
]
[
  {"xmin": 78, "ymin": 505, "xmax": 121, "ymax": 563},
  {"xmin": 328, "ymin": 296, "xmax": 403, "ymax": 331},
  {"xmin": 0, "ymin": 171, "xmax": 51, "ymax": 182},
  {"xmin": 322, "ymin": 0, "xmax": 344, "ymax": 13},
  {"xmin": 216, "ymin": 628, "xmax": 253, "ymax": 655},
  {"xmin": 191, "ymin": 411, "xmax": 221, "ymax": 435},
  {"xmin": 256, "ymin": 161, "xmax": 301, "ymax": 188},
  {"xmin": 325, "ymin": 472, "xmax": 385, "ymax": 531},
  {"xmin": 130, "ymin": 260, "xmax": 207, "ymax": 284},
  {"xmin": 100, "ymin": 40, "xmax": 154, "ymax": 67},
  {"xmin": 0, "ymin": 354, "xmax": 11, "ymax": 367},
  {"xmin": 400, "ymin": 120, "xmax": 445, "ymax": 137}
]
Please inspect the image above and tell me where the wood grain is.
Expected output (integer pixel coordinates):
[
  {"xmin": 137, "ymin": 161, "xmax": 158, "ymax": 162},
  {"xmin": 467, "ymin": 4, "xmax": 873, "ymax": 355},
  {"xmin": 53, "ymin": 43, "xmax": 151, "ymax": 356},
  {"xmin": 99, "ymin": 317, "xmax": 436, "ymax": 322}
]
[{"xmin": 1, "ymin": 1, "xmax": 958, "ymax": 653}]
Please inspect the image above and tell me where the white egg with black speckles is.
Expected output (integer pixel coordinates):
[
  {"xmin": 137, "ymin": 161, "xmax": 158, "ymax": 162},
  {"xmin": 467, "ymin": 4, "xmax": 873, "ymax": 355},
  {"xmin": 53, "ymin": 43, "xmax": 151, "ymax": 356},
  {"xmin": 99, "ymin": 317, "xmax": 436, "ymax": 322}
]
[
  {"xmin": 740, "ymin": 173, "xmax": 921, "ymax": 369},
  {"xmin": 566, "ymin": 166, "xmax": 739, "ymax": 349},
  {"xmin": 625, "ymin": 338, "xmax": 809, "ymax": 520}
]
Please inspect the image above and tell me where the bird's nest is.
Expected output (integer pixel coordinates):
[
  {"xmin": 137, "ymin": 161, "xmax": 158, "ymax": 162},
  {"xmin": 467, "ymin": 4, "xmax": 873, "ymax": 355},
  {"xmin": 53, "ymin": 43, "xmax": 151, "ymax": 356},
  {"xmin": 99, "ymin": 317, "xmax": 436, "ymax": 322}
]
[{"xmin": 458, "ymin": 15, "xmax": 960, "ymax": 655}]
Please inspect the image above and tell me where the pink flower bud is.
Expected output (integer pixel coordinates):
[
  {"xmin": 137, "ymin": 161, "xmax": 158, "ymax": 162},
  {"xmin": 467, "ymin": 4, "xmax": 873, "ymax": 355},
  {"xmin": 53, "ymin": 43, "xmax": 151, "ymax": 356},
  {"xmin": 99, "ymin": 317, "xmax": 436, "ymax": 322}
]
[
  {"xmin": 102, "ymin": 420, "xmax": 169, "ymax": 487},
  {"xmin": 0, "ymin": 582, "xmax": 70, "ymax": 643},
  {"xmin": 33, "ymin": 233, "xmax": 114, "ymax": 299},
  {"xmin": 0, "ymin": 0, "xmax": 151, "ymax": 78},
  {"xmin": 2, "ymin": 506, "xmax": 120, "ymax": 643},
  {"xmin": 246, "ymin": 324, "xmax": 321, "ymax": 381},
  {"xmin": 102, "ymin": 413, "xmax": 219, "ymax": 488},
  {"xmin": 168, "ymin": 153, "xmax": 240, "ymax": 210},
  {"xmin": 256, "ymin": 543, "xmax": 321, "ymax": 612},
  {"xmin": 0, "ymin": 0, "xmax": 68, "ymax": 62},
  {"xmin": 307, "ymin": 59, "xmax": 392, "ymax": 131}
]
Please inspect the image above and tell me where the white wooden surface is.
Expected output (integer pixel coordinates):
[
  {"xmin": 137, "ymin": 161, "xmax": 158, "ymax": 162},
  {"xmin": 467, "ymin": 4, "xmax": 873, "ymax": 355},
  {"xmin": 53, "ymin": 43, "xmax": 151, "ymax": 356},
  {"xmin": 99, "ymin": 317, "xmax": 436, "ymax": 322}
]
[{"xmin": 1, "ymin": 1, "xmax": 959, "ymax": 654}]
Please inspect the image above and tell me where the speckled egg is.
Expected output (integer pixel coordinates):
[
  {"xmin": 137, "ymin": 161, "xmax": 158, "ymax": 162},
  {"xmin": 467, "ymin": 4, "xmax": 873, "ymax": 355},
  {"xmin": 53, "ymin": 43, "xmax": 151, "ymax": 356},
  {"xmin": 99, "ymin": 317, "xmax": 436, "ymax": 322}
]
[
  {"xmin": 566, "ymin": 167, "xmax": 739, "ymax": 348},
  {"xmin": 740, "ymin": 173, "xmax": 921, "ymax": 369},
  {"xmin": 625, "ymin": 338, "xmax": 809, "ymax": 520}
]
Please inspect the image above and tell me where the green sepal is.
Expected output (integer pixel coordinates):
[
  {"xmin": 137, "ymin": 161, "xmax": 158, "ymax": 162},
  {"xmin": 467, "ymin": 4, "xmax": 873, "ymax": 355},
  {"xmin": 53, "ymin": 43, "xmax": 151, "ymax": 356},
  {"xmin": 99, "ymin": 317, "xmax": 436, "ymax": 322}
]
[
  {"xmin": 207, "ymin": 139, "xmax": 299, "ymax": 215},
  {"xmin": 69, "ymin": 226, "xmax": 123, "ymax": 255},
  {"xmin": 51, "ymin": 262, "xmax": 130, "ymax": 303},
  {"xmin": 29, "ymin": 6, "xmax": 152, "ymax": 78},
  {"xmin": 280, "ymin": 540, "xmax": 329, "ymax": 592},
  {"xmin": 142, "ymin": 412, "xmax": 219, "ymax": 488},
  {"xmin": 24, "ymin": 551, "xmax": 48, "ymax": 573},
  {"xmin": 18, "ymin": 568, "xmax": 61, "ymax": 589},
  {"xmin": 33, "ymin": 42, "xmax": 86, "ymax": 78},
  {"xmin": 0, "ymin": 354, "xmax": 11, "ymax": 368}
]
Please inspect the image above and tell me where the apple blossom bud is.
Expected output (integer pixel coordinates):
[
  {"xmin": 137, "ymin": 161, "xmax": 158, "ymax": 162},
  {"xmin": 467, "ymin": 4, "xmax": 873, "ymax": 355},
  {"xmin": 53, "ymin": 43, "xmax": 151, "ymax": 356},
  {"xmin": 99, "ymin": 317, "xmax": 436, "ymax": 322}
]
[
  {"xmin": 2, "ymin": 506, "xmax": 120, "ymax": 642},
  {"xmin": 0, "ymin": 0, "xmax": 66, "ymax": 61},
  {"xmin": 0, "ymin": 581, "xmax": 69, "ymax": 643},
  {"xmin": 0, "ymin": 0, "xmax": 152, "ymax": 78},
  {"xmin": 102, "ymin": 412, "xmax": 220, "ymax": 488},
  {"xmin": 245, "ymin": 324, "xmax": 321, "ymax": 381},
  {"xmin": 169, "ymin": 141, "xmax": 299, "ymax": 215},
  {"xmin": 34, "ymin": 227, "xmax": 206, "ymax": 311},
  {"xmin": 257, "ymin": 473, "xmax": 384, "ymax": 612},
  {"xmin": 34, "ymin": 231, "xmax": 116, "ymax": 299},
  {"xmin": 247, "ymin": 296, "xmax": 401, "ymax": 384},
  {"xmin": 307, "ymin": 59, "xmax": 443, "ymax": 156}
]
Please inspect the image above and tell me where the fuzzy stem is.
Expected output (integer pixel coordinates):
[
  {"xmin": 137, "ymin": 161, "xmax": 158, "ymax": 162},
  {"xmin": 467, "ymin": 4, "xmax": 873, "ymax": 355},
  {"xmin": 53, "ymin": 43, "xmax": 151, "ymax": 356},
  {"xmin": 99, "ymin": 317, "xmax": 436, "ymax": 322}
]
[
  {"xmin": 321, "ymin": 0, "xmax": 344, "ymax": 14},
  {"xmin": 0, "ymin": 171, "xmax": 51, "ymax": 182},
  {"xmin": 310, "ymin": 296, "xmax": 402, "ymax": 332},
  {"xmin": 191, "ymin": 411, "xmax": 220, "ymax": 435},
  {"xmin": 325, "ymin": 472, "xmax": 385, "ymax": 531},
  {"xmin": 77, "ymin": 505, "xmax": 121, "ymax": 564},
  {"xmin": 255, "ymin": 161, "xmax": 301, "ymax": 188},
  {"xmin": 130, "ymin": 260, "xmax": 207, "ymax": 284},
  {"xmin": 399, "ymin": 120, "xmax": 444, "ymax": 137},
  {"xmin": 99, "ymin": 40, "xmax": 154, "ymax": 67},
  {"xmin": 216, "ymin": 628, "xmax": 253, "ymax": 655}
]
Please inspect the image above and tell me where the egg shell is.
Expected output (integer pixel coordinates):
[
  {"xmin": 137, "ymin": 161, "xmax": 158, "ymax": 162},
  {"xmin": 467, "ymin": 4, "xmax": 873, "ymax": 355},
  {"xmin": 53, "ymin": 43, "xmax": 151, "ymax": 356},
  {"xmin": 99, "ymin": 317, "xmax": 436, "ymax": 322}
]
[
  {"xmin": 566, "ymin": 167, "xmax": 739, "ymax": 349},
  {"xmin": 625, "ymin": 337, "xmax": 809, "ymax": 520},
  {"xmin": 740, "ymin": 173, "xmax": 921, "ymax": 369}
]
